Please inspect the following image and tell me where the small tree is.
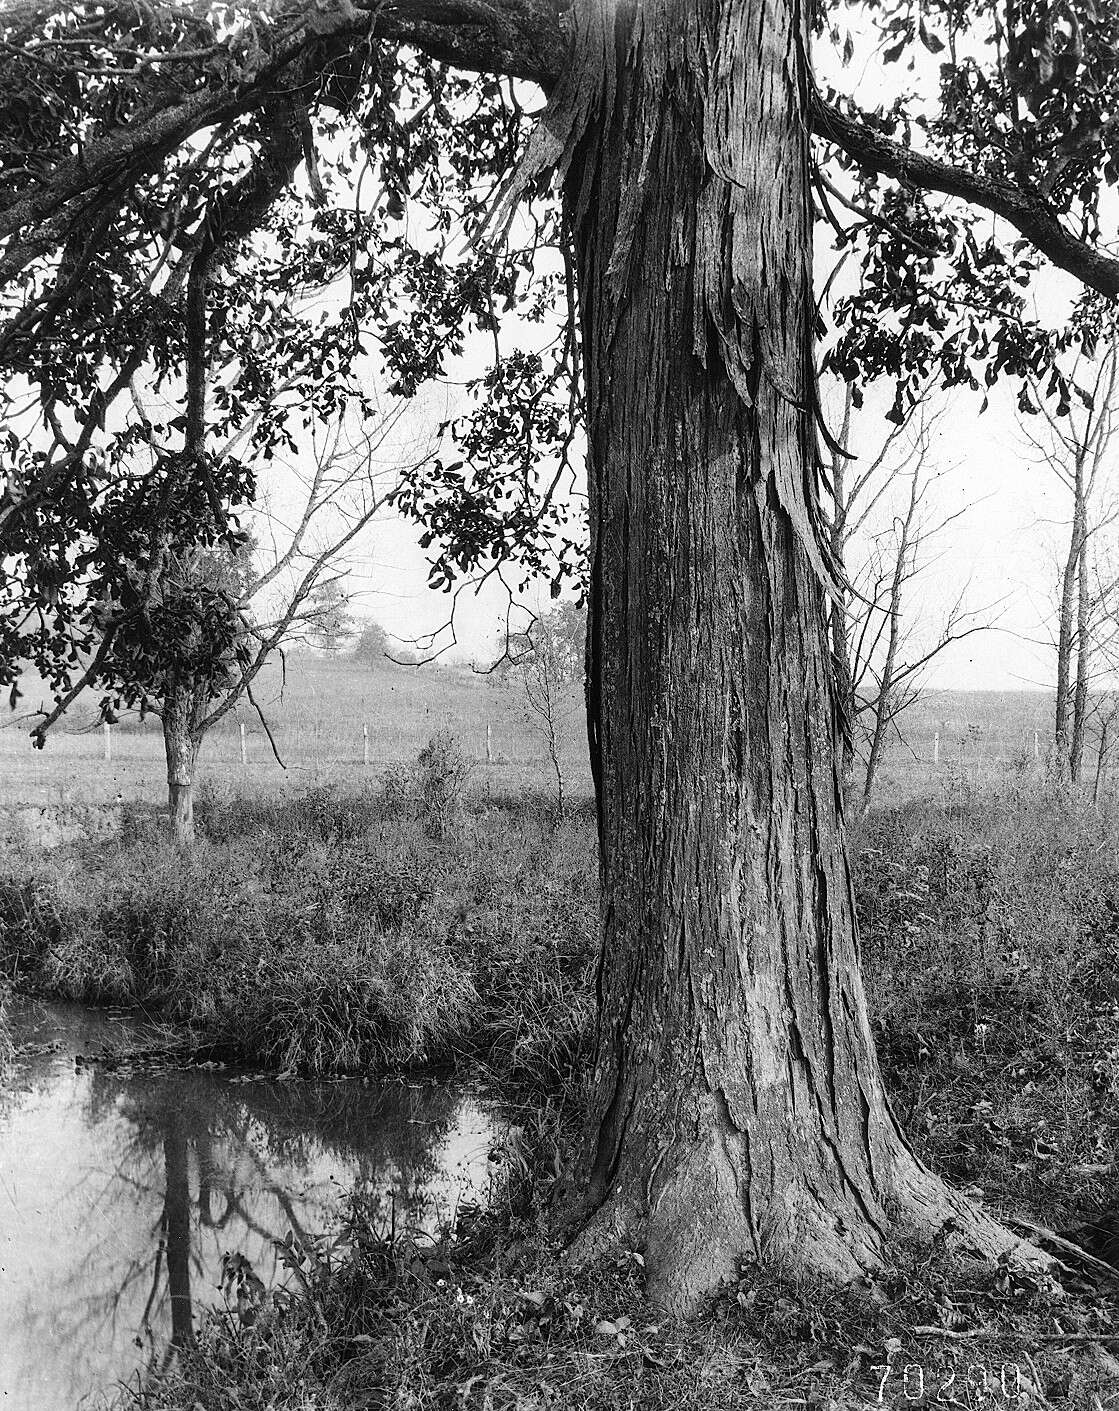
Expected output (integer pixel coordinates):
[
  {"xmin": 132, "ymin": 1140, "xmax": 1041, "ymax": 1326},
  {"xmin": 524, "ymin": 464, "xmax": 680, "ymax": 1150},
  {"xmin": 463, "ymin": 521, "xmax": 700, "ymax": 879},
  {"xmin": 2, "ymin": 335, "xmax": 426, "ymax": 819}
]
[
  {"xmin": 352, "ymin": 618, "xmax": 390, "ymax": 666},
  {"xmin": 1019, "ymin": 319, "xmax": 1119, "ymax": 782},
  {"xmin": 504, "ymin": 600, "xmax": 584, "ymax": 818},
  {"xmin": 826, "ymin": 382, "xmax": 991, "ymax": 804},
  {"xmin": 147, "ymin": 538, "xmax": 257, "ymax": 844},
  {"xmin": 303, "ymin": 578, "xmax": 354, "ymax": 654},
  {"xmin": 55, "ymin": 415, "xmax": 407, "ymax": 844}
]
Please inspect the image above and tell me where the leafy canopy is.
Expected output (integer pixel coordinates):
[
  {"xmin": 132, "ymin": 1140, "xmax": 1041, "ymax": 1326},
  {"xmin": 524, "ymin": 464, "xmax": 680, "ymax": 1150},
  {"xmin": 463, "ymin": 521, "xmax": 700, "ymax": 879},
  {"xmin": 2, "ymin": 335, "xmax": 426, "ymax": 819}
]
[{"xmin": 1, "ymin": 0, "xmax": 1117, "ymax": 724}]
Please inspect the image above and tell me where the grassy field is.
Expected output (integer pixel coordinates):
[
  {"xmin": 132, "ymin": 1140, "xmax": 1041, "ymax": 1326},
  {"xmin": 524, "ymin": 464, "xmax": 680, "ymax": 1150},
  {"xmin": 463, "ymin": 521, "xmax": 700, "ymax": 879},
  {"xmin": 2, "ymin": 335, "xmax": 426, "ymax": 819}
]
[
  {"xmin": 0, "ymin": 654, "xmax": 592, "ymax": 807},
  {"xmin": 0, "ymin": 649, "xmax": 1071, "ymax": 812}
]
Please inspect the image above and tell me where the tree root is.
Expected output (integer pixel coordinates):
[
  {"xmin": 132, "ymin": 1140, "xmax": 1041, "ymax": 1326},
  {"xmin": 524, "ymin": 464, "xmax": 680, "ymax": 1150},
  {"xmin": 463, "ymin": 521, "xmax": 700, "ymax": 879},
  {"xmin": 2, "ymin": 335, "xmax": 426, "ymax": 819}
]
[{"xmin": 561, "ymin": 1148, "xmax": 1052, "ymax": 1318}]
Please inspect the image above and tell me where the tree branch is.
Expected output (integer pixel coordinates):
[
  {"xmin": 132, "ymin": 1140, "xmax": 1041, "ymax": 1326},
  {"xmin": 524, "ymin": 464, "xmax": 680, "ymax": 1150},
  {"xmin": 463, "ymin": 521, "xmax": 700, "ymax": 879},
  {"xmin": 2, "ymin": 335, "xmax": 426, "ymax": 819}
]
[{"xmin": 811, "ymin": 93, "xmax": 1119, "ymax": 300}]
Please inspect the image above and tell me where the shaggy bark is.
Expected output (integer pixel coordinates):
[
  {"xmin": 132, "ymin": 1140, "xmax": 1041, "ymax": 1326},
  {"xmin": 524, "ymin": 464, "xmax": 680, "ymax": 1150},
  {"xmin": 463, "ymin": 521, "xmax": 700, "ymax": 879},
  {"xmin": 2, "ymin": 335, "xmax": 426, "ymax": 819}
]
[
  {"xmin": 828, "ymin": 388, "xmax": 855, "ymax": 785},
  {"xmin": 565, "ymin": 0, "xmax": 1040, "ymax": 1314}
]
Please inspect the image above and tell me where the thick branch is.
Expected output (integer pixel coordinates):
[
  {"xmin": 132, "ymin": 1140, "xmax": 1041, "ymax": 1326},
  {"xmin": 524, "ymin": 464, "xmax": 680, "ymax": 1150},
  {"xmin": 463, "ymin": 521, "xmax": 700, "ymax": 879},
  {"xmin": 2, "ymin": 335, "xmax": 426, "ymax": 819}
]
[
  {"xmin": 0, "ymin": 0, "xmax": 563, "ymax": 264},
  {"xmin": 357, "ymin": 0, "xmax": 563, "ymax": 83},
  {"xmin": 811, "ymin": 94, "xmax": 1119, "ymax": 301}
]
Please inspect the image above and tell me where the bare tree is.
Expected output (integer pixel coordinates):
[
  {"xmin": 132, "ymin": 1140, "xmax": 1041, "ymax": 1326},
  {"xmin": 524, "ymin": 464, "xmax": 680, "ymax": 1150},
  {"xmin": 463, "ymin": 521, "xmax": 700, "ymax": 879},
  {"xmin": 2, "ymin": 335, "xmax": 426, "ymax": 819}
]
[
  {"xmin": 504, "ymin": 600, "xmax": 584, "ymax": 819},
  {"xmin": 82, "ymin": 401, "xmax": 413, "ymax": 845},
  {"xmin": 1092, "ymin": 690, "xmax": 1119, "ymax": 806},
  {"xmin": 159, "ymin": 412, "xmax": 413, "ymax": 844},
  {"xmin": 1020, "ymin": 323, "xmax": 1119, "ymax": 783},
  {"xmin": 826, "ymin": 383, "xmax": 991, "ymax": 804}
]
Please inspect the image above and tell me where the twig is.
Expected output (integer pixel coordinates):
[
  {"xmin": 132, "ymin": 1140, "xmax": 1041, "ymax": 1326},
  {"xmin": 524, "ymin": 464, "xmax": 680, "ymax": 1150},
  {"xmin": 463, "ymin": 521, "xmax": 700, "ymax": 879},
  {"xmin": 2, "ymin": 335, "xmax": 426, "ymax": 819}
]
[
  {"xmin": 1007, "ymin": 1215, "xmax": 1119, "ymax": 1283},
  {"xmin": 914, "ymin": 1326, "xmax": 1119, "ymax": 1344},
  {"xmin": 245, "ymin": 678, "xmax": 286, "ymax": 770},
  {"xmin": 815, "ymin": 170, "xmax": 940, "ymax": 259}
]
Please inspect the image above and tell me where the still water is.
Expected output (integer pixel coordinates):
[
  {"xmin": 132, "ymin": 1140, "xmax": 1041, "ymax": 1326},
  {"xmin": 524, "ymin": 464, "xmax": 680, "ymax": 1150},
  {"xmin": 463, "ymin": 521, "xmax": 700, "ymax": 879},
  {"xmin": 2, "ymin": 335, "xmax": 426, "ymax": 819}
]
[{"xmin": 0, "ymin": 1000, "xmax": 499, "ymax": 1410}]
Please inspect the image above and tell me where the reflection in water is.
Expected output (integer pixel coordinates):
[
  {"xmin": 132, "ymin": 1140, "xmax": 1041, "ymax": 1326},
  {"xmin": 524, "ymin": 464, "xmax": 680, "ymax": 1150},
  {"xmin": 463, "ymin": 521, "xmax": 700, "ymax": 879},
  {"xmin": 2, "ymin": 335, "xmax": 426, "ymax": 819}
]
[
  {"xmin": 164, "ymin": 1119, "xmax": 193, "ymax": 1354},
  {"xmin": 0, "ymin": 999, "xmax": 497, "ymax": 1410}
]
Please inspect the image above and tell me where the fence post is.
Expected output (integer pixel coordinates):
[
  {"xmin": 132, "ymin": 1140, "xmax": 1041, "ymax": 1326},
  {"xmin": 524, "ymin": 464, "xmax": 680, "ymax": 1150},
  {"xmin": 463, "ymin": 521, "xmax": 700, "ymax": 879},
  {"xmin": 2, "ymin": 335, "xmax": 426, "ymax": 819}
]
[
  {"xmin": 103, "ymin": 722, "xmax": 111, "ymax": 762},
  {"xmin": 363, "ymin": 722, "xmax": 369, "ymax": 767},
  {"xmin": 933, "ymin": 731, "xmax": 939, "ymax": 766},
  {"xmin": 239, "ymin": 722, "xmax": 247, "ymax": 767},
  {"xmin": 1034, "ymin": 729, "xmax": 1040, "ymax": 761},
  {"xmin": 486, "ymin": 721, "xmax": 493, "ymax": 765}
]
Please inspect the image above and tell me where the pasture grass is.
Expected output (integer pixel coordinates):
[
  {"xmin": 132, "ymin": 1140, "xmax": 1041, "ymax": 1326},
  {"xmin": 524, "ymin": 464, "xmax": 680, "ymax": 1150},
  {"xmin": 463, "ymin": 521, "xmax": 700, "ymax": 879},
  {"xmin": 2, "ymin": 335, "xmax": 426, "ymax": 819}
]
[
  {"xmin": 0, "ymin": 658, "xmax": 1064, "ymax": 815},
  {"xmin": 0, "ymin": 653, "xmax": 591, "ymax": 807}
]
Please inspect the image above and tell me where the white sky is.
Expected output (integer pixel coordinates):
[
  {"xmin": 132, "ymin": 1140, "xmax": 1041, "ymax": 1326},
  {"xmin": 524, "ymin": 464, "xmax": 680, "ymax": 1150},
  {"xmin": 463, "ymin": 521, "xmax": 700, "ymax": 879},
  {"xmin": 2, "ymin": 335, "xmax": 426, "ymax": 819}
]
[{"xmin": 327, "ymin": 362, "xmax": 1083, "ymax": 692}]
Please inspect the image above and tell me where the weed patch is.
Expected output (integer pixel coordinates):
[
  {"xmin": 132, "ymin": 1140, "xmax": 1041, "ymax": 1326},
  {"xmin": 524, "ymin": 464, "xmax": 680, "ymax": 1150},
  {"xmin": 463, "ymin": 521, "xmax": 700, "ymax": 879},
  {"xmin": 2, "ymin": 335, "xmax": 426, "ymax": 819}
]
[
  {"xmin": 0, "ymin": 780, "xmax": 597, "ymax": 1082},
  {"xmin": 855, "ymin": 780, "xmax": 1119, "ymax": 1231}
]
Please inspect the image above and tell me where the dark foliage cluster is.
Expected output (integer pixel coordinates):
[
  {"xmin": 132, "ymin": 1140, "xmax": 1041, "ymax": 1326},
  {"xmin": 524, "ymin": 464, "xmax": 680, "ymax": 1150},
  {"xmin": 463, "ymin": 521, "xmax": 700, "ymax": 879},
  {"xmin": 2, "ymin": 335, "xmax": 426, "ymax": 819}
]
[{"xmin": 819, "ymin": 0, "xmax": 1119, "ymax": 425}]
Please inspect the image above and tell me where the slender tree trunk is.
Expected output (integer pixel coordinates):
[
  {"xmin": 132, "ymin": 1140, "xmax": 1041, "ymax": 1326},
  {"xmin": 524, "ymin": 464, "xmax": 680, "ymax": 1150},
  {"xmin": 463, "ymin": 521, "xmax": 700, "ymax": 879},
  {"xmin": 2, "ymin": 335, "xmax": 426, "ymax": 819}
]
[
  {"xmin": 541, "ymin": 655, "xmax": 566, "ymax": 820},
  {"xmin": 1055, "ymin": 461, "xmax": 1084, "ymax": 780},
  {"xmin": 831, "ymin": 599, "xmax": 855, "ymax": 783},
  {"xmin": 162, "ymin": 692, "xmax": 201, "ymax": 846},
  {"xmin": 1093, "ymin": 718, "xmax": 1109, "ymax": 807},
  {"xmin": 567, "ymin": 0, "xmax": 1037, "ymax": 1314},
  {"xmin": 1071, "ymin": 513, "xmax": 1091, "ymax": 783},
  {"xmin": 861, "ymin": 476, "xmax": 917, "ymax": 810},
  {"xmin": 861, "ymin": 613, "xmax": 898, "ymax": 812}
]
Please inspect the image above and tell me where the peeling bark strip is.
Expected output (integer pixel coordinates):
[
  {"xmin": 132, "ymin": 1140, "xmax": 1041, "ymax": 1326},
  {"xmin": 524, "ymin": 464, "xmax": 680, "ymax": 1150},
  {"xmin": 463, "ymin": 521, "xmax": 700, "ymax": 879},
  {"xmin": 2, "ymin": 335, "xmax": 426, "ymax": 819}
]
[{"xmin": 561, "ymin": 0, "xmax": 1040, "ymax": 1313}]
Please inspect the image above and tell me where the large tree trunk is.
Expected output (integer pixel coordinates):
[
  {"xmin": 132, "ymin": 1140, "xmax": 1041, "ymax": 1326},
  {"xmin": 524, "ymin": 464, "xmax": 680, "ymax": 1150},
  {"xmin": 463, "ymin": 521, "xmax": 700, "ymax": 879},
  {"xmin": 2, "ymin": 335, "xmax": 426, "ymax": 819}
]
[
  {"xmin": 162, "ymin": 695, "xmax": 201, "ymax": 846},
  {"xmin": 566, "ymin": 0, "xmax": 1038, "ymax": 1314}
]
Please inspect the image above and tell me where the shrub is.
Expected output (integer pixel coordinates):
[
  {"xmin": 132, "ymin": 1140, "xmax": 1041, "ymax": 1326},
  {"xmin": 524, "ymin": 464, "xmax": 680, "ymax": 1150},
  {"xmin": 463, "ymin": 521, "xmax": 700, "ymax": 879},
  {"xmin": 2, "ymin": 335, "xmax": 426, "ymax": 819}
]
[
  {"xmin": 192, "ymin": 779, "xmax": 383, "ymax": 846},
  {"xmin": 381, "ymin": 730, "xmax": 474, "ymax": 839}
]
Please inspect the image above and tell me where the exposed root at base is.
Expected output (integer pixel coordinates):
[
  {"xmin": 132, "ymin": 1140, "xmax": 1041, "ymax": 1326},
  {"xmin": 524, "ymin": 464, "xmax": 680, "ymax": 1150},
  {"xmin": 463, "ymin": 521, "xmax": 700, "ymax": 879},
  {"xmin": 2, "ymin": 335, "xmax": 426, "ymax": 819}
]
[
  {"xmin": 560, "ymin": 1160, "xmax": 1052, "ymax": 1319},
  {"xmin": 893, "ymin": 1161, "xmax": 1052, "ymax": 1275}
]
